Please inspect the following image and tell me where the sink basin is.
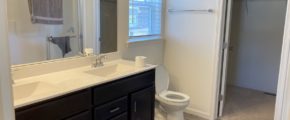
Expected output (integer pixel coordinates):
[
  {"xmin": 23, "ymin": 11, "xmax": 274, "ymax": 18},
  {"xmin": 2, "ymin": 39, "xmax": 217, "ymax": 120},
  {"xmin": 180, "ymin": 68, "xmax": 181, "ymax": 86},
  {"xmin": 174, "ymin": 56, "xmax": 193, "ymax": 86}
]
[
  {"xmin": 85, "ymin": 64, "xmax": 135, "ymax": 77},
  {"xmin": 13, "ymin": 82, "xmax": 58, "ymax": 101},
  {"xmin": 48, "ymin": 78, "xmax": 97, "ymax": 89}
]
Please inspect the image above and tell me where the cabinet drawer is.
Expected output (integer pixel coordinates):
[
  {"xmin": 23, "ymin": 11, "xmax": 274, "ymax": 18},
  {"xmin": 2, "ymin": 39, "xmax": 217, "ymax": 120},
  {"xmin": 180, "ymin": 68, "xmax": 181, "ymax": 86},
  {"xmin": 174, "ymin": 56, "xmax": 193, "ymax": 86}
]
[
  {"xmin": 94, "ymin": 97, "xmax": 128, "ymax": 120},
  {"xmin": 16, "ymin": 90, "xmax": 92, "ymax": 120},
  {"xmin": 65, "ymin": 111, "xmax": 92, "ymax": 120},
  {"xmin": 110, "ymin": 113, "xmax": 127, "ymax": 120},
  {"xmin": 93, "ymin": 70, "xmax": 155, "ymax": 106}
]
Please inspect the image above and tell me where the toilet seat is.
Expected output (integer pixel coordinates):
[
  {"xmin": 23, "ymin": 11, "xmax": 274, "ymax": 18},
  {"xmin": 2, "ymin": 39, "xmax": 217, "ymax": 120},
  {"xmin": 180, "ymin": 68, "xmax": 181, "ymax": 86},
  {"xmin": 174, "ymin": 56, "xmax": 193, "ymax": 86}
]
[
  {"xmin": 155, "ymin": 66, "xmax": 190, "ymax": 120},
  {"xmin": 159, "ymin": 91, "xmax": 190, "ymax": 103}
]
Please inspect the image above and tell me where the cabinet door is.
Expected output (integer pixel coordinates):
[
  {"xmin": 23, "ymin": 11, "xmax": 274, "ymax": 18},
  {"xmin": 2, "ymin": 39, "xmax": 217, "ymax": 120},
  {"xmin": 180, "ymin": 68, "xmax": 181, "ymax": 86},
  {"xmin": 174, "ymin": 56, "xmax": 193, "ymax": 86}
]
[
  {"xmin": 16, "ymin": 90, "xmax": 92, "ymax": 120},
  {"xmin": 130, "ymin": 86, "xmax": 155, "ymax": 120}
]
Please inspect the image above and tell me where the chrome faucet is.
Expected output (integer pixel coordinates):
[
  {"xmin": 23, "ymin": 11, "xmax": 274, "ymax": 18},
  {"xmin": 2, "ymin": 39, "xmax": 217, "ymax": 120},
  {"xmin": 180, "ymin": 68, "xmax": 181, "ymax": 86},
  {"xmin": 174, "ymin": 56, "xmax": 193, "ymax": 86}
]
[{"xmin": 92, "ymin": 55, "xmax": 107, "ymax": 68}]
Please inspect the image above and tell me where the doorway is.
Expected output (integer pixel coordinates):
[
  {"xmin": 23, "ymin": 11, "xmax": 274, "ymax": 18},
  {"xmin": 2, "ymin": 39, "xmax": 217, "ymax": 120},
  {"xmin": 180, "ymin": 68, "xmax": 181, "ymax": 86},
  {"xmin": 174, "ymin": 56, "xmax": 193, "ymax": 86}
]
[{"xmin": 218, "ymin": 0, "xmax": 287, "ymax": 119}]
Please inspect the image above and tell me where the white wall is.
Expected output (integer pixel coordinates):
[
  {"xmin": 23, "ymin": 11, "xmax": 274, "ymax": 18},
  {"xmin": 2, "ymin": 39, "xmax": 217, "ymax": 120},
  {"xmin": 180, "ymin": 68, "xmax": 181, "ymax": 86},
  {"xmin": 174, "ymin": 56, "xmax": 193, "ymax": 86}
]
[
  {"xmin": 164, "ymin": 0, "xmax": 219, "ymax": 118},
  {"xmin": 0, "ymin": 0, "xmax": 15, "ymax": 119},
  {"xmin": 8, "ymin": 0, "xmax": 81, "ymax": 65},
  {"xmin": 228, "ymin": 0, "xmax": 286, "ymax": 94},
  {"xmin": 286, "ymin": 82, "xmax": 290, "ymax": 120},
  {"xmin": 117, "ymin": 0, "xmax": 164, "ymax": 65}
]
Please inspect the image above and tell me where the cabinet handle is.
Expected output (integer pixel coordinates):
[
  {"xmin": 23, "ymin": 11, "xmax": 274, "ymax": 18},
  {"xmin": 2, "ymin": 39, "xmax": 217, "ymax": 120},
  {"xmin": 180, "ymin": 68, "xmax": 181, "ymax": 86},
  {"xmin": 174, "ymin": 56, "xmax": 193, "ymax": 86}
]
[
  {"xmin": 110, "ymin": 107, "xmax": 120, "ymax": 113},
  {"xmin": 134, "ymin": 102, "xmax": 137, "ymax": 112}
]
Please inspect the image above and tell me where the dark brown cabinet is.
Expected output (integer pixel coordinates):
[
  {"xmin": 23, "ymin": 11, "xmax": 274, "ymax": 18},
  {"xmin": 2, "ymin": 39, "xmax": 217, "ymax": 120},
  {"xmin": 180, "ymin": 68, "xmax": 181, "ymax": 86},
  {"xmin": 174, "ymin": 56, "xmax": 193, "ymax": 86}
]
[
  {"xmin": 94, "ymin": 97, "xmax": 128, "ymax": 120},
  {"xmin": 110, "ymin": 113, "xmax": 127, "ymax": 120},
  {"xmin": 15, "ymin": 69, "xmax": 155, "ymax": 120},
  {"xmin": 65, "ymin": 111, "xmax": 92, "ymax": 120},
  {"xmin": 130, "ymin": 86, "xmax": 155, "ymax": 120},
  {"xmin": 15, "ymin": 90, "xmax": 92, "ymax": 120}
]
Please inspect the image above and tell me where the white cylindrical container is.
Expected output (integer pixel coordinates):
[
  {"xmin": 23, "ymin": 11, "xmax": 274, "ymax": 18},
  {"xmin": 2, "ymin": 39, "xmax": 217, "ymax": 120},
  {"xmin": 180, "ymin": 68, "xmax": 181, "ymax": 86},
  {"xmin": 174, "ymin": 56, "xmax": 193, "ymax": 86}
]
[
  {"xmin": 135, "ymin": 56, "xmax": 147, "ymax": 68},
  {"xmin": 83, "ymin": 48, "xmax": 94, "ymax": 56}
]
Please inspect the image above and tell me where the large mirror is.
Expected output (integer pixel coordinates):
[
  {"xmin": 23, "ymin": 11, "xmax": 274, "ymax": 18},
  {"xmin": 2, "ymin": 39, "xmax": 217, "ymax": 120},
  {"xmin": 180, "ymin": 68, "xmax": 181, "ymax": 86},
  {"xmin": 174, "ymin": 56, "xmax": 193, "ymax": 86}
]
[{"xmin": 8, "ymin": 0, "xmax": 118, "ymax": 65}]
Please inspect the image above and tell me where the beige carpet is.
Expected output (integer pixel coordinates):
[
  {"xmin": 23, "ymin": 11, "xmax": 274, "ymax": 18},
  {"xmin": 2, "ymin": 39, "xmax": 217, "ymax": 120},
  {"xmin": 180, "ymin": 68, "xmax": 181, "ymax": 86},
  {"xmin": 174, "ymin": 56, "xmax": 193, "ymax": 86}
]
[
  {"xmin": 158, "ymin": 86, "xmax": 276, "ymax": 120},
  {"xmin": 220, "ymin": 86, "xmax": 276, "ymax": 120}
]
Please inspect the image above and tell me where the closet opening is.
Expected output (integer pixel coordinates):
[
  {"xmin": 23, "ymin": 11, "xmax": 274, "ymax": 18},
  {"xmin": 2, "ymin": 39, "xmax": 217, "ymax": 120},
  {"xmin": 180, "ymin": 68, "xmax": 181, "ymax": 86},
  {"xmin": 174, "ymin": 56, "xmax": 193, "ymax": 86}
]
[{"xmin": 218, "ymin": 0, "xmax": 287, "ymax": 119}]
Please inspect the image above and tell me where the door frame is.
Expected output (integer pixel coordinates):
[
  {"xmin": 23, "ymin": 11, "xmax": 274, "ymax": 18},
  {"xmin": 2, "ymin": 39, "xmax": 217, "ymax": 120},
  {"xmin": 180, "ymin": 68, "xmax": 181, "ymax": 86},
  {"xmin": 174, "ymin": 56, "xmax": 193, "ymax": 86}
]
[
  {"xmin": 217, "ymin": 0, "xmax": 233, "ymax": 117},
  {"xmin": 212, "ymin": 0, "xmax": 290, "ymax": 120},
  {"xmin": 0, "ymin": 0, "xmax": 15, "ymax": 119}
]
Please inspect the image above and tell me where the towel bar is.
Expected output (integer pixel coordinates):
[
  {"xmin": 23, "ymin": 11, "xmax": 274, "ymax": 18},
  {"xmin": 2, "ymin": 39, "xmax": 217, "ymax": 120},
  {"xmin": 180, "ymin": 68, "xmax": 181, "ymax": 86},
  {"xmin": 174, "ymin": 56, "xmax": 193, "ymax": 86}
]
[
  {"xmin": 47, "ymin": 35, "xmax": 77, "ymax": 41},
  {"xmin": 46, "ymin": 35, "xmax": 77, "ymax": 60},
  {"xmin": 168, "ymin": 9, "xmax": 214, "ymax": 13}
]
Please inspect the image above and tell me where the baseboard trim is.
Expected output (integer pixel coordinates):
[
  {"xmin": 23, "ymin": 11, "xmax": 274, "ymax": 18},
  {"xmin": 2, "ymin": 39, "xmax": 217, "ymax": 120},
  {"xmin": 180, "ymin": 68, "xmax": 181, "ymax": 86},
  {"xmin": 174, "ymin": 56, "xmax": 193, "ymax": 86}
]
[{"xmin": 185, "ymin": 107, "xmax": 211, "ymax": 120}]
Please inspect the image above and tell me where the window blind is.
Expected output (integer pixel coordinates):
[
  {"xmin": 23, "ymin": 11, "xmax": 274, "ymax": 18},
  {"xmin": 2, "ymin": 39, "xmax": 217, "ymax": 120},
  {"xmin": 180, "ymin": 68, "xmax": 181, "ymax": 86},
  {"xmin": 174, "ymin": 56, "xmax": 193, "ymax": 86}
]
[{"xmin": 129, "ymin": 0, "xmax": 162, "ymax": 37}]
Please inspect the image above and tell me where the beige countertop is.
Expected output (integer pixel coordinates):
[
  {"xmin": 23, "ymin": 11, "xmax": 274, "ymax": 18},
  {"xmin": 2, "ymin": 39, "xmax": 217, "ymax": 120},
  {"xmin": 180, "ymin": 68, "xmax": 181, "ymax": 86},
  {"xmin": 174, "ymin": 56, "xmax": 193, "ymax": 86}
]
[{"xmin": 13, "ymin": 59, "xmax": 157, "ymax": 109}]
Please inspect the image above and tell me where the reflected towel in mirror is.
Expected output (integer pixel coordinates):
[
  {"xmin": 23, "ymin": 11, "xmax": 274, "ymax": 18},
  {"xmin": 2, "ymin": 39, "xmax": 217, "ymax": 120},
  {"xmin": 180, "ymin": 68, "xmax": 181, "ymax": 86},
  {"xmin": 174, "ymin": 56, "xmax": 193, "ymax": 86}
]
[
  {"xmin": 28, "ymin": 0, "xmax": 63, "ymax": 24},
  {"xmin": 50, "ymin": 37, "xmax": 71, "ymax": 57}
]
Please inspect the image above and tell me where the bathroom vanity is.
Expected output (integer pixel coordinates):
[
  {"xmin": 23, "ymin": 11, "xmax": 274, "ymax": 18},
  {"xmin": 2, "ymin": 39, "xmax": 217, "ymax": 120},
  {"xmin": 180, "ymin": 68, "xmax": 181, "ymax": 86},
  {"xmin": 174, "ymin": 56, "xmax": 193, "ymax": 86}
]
[
  {"xmin": 7, "ymin": 0, "xmax": 157, "ymax": 119},
  {"xmin": 12, "ymin": 60, "xmax": 156, "ymax": 120}
]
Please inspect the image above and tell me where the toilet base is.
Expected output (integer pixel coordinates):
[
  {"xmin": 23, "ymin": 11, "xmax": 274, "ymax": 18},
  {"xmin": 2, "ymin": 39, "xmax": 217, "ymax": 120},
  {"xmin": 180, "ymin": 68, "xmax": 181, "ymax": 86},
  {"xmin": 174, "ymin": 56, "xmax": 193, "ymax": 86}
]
[
  {"xmin": 167, "ymin": 111, "xmax": 184, "ymax": 120},
  {"xmin": 155, "ymin": 106, "xmax": 166, "ymax": 120}
]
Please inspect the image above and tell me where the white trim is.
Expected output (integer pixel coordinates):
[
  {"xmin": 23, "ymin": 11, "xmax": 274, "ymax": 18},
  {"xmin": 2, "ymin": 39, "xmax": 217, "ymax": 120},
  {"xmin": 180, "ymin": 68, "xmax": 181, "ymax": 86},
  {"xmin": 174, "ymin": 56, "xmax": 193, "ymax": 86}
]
[
  {"xmin": 275, "ymin": 0, "xmax": 290, "ymax": 119},
  {"xmin": 128, "ymin": 35, "xmax": 162, "ymax": 43},
  {"xmin": 185, "ymin": 107, "xmax": 211, "ymax": 120},
  {"xmin": 212, "ymin": 0, "xmax": 290, "ymax": 120},
  {"xmin": 218, "ymin": 0, "xmax": 233, "ymax": 117},
  {"xmin": 211, "ymin": 0, "xmax": 227, "ymax": 119},
  {"xmin": 0, "ymin": 0, "xmax": 15, "ymax": 119}
]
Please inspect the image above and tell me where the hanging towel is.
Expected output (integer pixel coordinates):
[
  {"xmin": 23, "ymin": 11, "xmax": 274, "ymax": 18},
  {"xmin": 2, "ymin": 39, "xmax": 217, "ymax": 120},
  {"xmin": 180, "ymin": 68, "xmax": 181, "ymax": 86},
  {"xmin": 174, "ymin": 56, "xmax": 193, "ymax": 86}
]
[
  {"xmin": 51, "ymin": 37, "xmax": 71, "ymax": 57},
  {"xmin": 28, "ymin": 0, "xmax": 63, "ymax": 24}
]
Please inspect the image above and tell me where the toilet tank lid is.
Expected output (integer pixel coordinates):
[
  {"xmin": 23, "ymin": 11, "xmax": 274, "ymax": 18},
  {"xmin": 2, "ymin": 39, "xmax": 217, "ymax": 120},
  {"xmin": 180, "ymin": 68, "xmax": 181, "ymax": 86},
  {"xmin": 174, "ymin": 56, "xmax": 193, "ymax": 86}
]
[{"xmin": 155, "ymin": 65, "xmax": 170, "ymax": 94}]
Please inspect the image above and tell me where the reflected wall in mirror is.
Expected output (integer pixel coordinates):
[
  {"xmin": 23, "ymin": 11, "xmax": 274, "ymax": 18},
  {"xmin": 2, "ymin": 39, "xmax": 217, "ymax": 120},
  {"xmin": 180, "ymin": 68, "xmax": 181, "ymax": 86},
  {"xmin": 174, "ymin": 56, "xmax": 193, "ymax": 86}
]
[
  {"xmin": 99, "ymin": 0, "xmax": 117, "ymax": 53},
  {"xmin": 8, "ymin": 0, "xmax": 119, "ymax": 65},
  {"xmin": 8, "ymin": 0, "xmax": 83, "ymax": 65}
]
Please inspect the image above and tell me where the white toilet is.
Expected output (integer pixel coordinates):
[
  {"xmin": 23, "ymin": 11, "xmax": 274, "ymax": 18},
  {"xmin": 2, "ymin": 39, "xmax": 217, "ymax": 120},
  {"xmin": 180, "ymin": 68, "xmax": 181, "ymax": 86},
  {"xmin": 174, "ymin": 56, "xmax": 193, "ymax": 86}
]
[{"xmin": 155, "ymin": 66, "xmax": 190, "ymax": 120}]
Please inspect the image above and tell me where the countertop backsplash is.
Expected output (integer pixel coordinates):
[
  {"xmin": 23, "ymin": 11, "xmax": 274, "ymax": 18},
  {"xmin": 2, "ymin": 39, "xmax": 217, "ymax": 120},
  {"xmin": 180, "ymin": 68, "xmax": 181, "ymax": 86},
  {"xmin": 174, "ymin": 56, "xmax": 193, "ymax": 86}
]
[{"xmin": 11, "ymin": 52, "xmax": 121, "ymax": 80}]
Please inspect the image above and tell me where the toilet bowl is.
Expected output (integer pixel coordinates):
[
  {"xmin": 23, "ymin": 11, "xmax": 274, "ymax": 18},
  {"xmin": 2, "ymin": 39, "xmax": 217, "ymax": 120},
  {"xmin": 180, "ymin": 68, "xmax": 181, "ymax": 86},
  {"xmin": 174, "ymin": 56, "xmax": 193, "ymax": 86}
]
[{"xmin": 155, "ymin": 66, "xmax": 190, "ymax": 120}]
